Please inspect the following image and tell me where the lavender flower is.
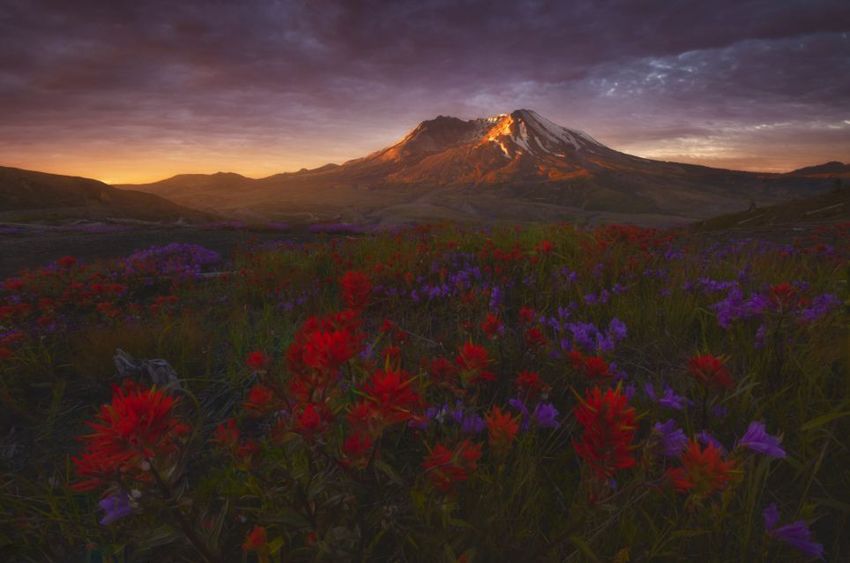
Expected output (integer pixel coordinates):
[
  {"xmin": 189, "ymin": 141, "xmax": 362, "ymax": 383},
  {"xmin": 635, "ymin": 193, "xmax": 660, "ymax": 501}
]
[
  {"xmin": 532, "ymin": 403, "xmax": 560, "ymax": 429},
  {"xmin": 737, "ymin": 421, "xmax": 786, "ymax": 458},
  {"xmin": 658, "ymin": 386, "xmax": 689, "ymax": 410},
  {"xmin": 99, "ymin": 492, "xmax": 133, "ymax": 525},
  {"xmin": 798, "ymin": 293, "xmax": 842, "ymax": 323},
  {"xmin": 652, "ymin": 419, "xmax": 688, "ymax": 457},
  {"xmin": 763, "ymin": 503, "xmax": 824, "ymax": 559}
]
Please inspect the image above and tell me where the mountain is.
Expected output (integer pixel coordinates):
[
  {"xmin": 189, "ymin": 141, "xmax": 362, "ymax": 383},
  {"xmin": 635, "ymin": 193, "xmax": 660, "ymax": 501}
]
[
  {"xmin": 116, "ymin": 109, "xmax": 837, "ymax": 226},
  {"xmin": 0, "ymin": 166, "xmax": 213, "ymax": 223},
  {"xmin": 787, "ymin": 161, "xmax": 850, "ymax": 178}
]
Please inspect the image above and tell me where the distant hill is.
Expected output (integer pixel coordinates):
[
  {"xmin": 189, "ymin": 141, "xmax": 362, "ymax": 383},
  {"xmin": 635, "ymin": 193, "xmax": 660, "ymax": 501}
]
[
  {"xmin": 787, "ymin": 161, "xmax": 850, "ymax": 179},
  {"xmin": 694, "ymin": 186, "xmax": 849, "ymax": 231},
  {"xmin": 116, "ymin": 109, "xmax": 838, "ymax": 226},
  {"xmin": 0, "ymin": 166, "xmax": 213, "ymax": 223}
]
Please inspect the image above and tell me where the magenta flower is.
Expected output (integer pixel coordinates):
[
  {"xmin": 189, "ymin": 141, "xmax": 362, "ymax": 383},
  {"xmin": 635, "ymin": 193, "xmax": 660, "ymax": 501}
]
[
  {"xmin": 763, "ymin": 503, "xmax": 824, "ymax": 559},
  {"xmin": 737, "ymin": 421, "xmax": 786, "ymax": 458}
]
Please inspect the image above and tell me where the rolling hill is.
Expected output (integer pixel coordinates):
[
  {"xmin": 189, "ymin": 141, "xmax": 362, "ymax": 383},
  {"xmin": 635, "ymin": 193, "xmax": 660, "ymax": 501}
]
[{"xmin": 0, "ymin": 166, "xmax": 213, "ymax": 223}]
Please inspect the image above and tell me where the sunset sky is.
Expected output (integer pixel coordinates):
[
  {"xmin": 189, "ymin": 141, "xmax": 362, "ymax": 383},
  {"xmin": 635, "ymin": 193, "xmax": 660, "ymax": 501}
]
[{"xmin": 1, "ymin": 0, "xmax": 848, "ymax": 184}]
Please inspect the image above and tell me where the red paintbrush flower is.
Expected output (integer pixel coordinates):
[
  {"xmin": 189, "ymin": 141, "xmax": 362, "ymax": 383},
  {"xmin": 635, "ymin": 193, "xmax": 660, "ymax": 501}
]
[
  {"xmin": 72, "ymin": 385, "xmax": 189, "ymax": 492},
  {"xmin": 525, "ymin": 326, "xmax": 548, "ymax": 348},
  {"xmin": 422, "ymin": 440, "xmax": 482, "ymax": 493},
  {"xmin": 342, "ymin": 431, "xmax": 374, "ymax": 468},
  {"xmin": 515, "ymin": 370, "xmax": 547, "ymax": 398},
  {"xmin": 242, "ymin": 525, "xmax": 268, "ymax": 552},
  {"xmin": 245, "ymin": 350, "xmax": 270, "ymax": 371},
  {"xmin": 455, "ymin": 342, "xmax": 495, "ymax": 384},
  {"xmin": 340, "ymin": 270, "xmax": 371, "ymax": 309},
  {"xmin": 573, "ymin": 386, "xmax": 636, "ymax": 479},
  {"xmin": 687, "ymin": 354, "xmax": 734, "ymax": 390},
  {"xmin": 481, "ymin": 313, "xmax": 503, "ymax": 339},
  {"xmin": 361, "ymin": 368, "xmax": 422, "ymax": 426},
  {"xmin": 666, "ymin": 440, "xmax": 737, "ymax": 496},
  {"xmin": 568, "ymin": 350, "xmax": 611, "ymax": 379},
  {"xmin": 485, "ymin": 406, "xmax": 520, "ymax": 451},
  {"xmin": 518, "ymin": 306, "xmax": 536, "ymax": 324},
  {"xmin": 244, "ymin": 384, "xmax": 276, "ymax": 415}
]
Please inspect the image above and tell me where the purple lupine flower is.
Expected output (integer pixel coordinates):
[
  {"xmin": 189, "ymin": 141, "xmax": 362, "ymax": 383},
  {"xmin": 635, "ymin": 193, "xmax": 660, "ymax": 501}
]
[
  {"xmin": 754, "ymin": 323, "xmax": 768, "ymax": 349},
  {"xmin": 763, "ymin": 503, "xmax": 824, "ymax": 559},
  {"xmin": 737, "ymin": 421, "xmax": 786, "ymax": 458},
  {"xmin": 658, "ymin": 386, "xmax": 689, "ymax": 410},
  {"xmin": 623, "ymin": 383, "xmax": 637, "ymax": 400},
  {"xmin": 608, "ymin": 318, "xmax": 628, "ymax": 341},
  {"xmin": 566, "ymin": 322, "xmax": 598, "ymax": 351},
  {"xmin": 798, "ymin": 293, "xmax": 842, "ymax": 323},
  {"xmin": 652, "ymin": 419, "xmax": 688, "ymax": 457},
  {"xmin": 508, "ymin": 398, "xmax": 531, "ymax": 430},
  {"xmin": 696, "ymin": 430, "xmax": 727, "ymax": 454},
  {"xmin": 460, "ymin": 413, "xmax": 486, "ymax": 434},
  {"xmin": 99, "ymin": 492, "xmax": 133, "ymax": 525},
  {"xmin": 532, "ymin": 403, "xmax": 560, "ymax": 429}
]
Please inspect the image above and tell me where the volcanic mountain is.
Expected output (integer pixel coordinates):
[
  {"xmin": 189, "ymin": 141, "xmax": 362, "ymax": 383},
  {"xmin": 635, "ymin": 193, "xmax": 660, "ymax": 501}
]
[
  {"xmin": 0, "ymin": 166, "xmax": 213, "ymax": 223},
  {"xmin": 117, "ymin": 110, "xmax": 837, "ymax": 226}
]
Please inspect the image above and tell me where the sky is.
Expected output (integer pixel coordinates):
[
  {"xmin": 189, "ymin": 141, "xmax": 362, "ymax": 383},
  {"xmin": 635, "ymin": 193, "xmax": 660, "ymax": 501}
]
[{"xmin": 0, "ymin": 0, "xmax": 848, "ymax": 184}]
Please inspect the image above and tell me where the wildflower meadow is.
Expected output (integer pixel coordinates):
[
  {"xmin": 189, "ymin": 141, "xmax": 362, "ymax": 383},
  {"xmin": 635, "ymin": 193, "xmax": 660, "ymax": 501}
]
[{"xmin": 0, "ymin": 222, "xmax": 848, "ymax": 562}]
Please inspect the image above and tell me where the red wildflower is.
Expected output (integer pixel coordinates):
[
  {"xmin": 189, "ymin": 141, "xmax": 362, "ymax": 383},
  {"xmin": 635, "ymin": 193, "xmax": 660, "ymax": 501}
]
[
  {"xmin": 525, "ymin": 326, "xmax": 548, "ymax": 348},
  {"xmin": 518, "ymin": 306, "xmax": 536, "ymax": 324},
  {"xmin": 294, "ymin": 403, "xmax": 329, "ymax": 435},
  {"xmin": 242, "ymin": 525, "xmax": 268, "ymax": 552},
  {"xmin": 535, "ymin": 240, "xmax": 554, "ymax": 254},
  {"xmin": 769, "ymin": 282, "xmax": 799, "ymax": 309},
  {"xmin": 286, "ymin": 311, "xmax": 363, "ymax": 377},
  {"xmin": 244, "ymin": 384, "xmax": 276, "ymax": 415},
  {"xmin": 342, "ymin": 432, "xmax": 374, "ymax": 468},
  {"xmin": 361, "ymin": 369, "xmax": 422, "ymax": 426},
  {"xmin": 427, "ymin": 357, "xmax": 457, "ymax": 385},
  {"xmin": 481, "ymin": 313, "xmax": 503, "ymax": 339},
  {"xmin": 57, "ymin": 255, "xmax": 77, "ymax": 268},
  {"xmin": 302, "ymin": 330, "xmax": 359, "ymax": 372},
  {"xmin": 568, "ymin": 350, "xmax": 611, "ymax": 379},
  {"xmin": 666, "ymin": 440, "xmax": 737, "ymax": 496},
  {"xmin": 515, "ymin": 371, "xmax": 547, "ymax": 398},
  {"xmin": 245, "ymin": 350, "xmax": 270, "ymax": 371},
  {"xmin": 455, "ymin": 342, "xmax": 496, "ymax": 384},
  {"xmin": 573, "ymin": 386, "xmax": 636, "ymax": 479},
  {"xmin": 213, "ymin": 419, "xmax": 239, "ymax": 450},
  {"xmin": 687, "ymin": 354, "xmax": 734, "ymax": 390},
  {"xmin": 72, "ymin": 385, "xmax": 189, "ymax": 492},
  {"xmin": 340, "ymin": 270, "xmax": 371, "ymax": 309},
  {"xmin": 485, "ymin": 406, "xmax": 520, "ymax": 451},
  {"xmin": 422, "ymin": 440, "xmax": 483, "ymax": 493}
]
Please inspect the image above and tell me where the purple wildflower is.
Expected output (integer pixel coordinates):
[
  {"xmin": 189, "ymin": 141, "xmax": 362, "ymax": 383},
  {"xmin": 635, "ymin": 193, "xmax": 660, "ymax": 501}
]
[
  {"xmin": 99, "ymin": 492, "xmax": 133, "ymax": 525},
  {"xmin": 763, "ymin": 503, "xmax": 824, "ymax": 560},
  {"xmin": 658, "ymin": 386, "xmax": 689, "ymax": 410},
  {"xmin": 798, "ymin": 293, "xmax": 842, "ymax": 323},
  {"xmin": 532, "ymin": 403, "xmax": 560, "ymax": 429},
  {"xmin": 652, "ymin": 419, "xmax": 688, "ymax": 457},
  {"xmin": 737, "ymin": 421, "xmax": 786, "ymax": 458}
]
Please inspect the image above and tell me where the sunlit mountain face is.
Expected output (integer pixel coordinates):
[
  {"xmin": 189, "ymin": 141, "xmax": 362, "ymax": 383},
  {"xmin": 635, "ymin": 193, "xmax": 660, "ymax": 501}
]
[{"xmin": 0, "ymin": 0, "xmax": 848, "ymax": 183}]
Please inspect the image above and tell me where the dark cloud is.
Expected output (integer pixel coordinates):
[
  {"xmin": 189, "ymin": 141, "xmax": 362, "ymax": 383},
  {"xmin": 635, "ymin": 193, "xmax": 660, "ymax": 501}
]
[{"xmin": 0, "ymin": 0, "xmax": 848, "ymax": 180}]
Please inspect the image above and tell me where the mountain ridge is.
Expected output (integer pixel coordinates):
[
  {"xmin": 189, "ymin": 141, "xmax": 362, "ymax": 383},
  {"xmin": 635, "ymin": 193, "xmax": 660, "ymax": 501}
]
[{"xmin": 105, "ymin": 109, "xmax": 844, "ymax": 225}]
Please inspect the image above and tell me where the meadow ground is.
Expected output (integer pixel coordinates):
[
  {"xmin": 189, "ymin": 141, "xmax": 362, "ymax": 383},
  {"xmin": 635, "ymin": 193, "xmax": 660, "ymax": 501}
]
[{"xmin": 0, "ymin": 222, "xmax": 848, "ymax": 562}]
